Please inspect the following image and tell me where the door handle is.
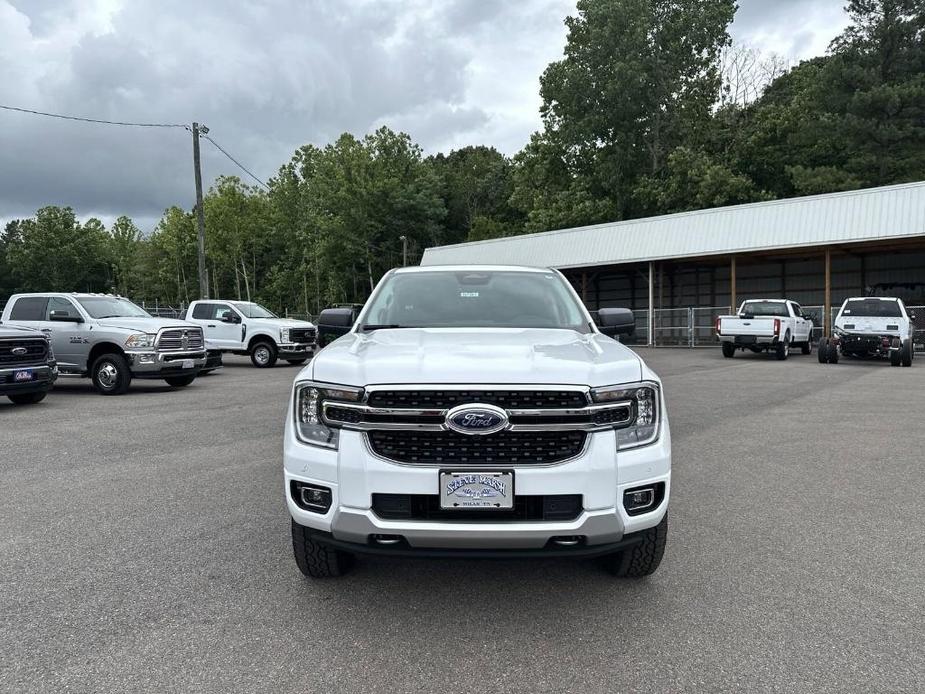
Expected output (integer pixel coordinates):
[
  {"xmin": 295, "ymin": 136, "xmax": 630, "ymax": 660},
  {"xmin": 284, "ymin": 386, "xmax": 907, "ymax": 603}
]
[{"xmin": 207, "ymin": 324, "xmax": 216, "ymax": 328}]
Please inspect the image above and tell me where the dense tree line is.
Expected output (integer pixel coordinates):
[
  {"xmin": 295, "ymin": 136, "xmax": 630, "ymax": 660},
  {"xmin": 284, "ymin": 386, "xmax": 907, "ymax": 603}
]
[{"xmin": 2, "ymin": 0, "xmax": 923, "ymax": 312}]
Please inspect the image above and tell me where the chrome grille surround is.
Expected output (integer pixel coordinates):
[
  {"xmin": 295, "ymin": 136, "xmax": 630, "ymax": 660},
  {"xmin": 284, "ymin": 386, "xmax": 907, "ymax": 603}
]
[{"xmin": 156, "ymin": 327, "xmax": 204, "ymax": 352}]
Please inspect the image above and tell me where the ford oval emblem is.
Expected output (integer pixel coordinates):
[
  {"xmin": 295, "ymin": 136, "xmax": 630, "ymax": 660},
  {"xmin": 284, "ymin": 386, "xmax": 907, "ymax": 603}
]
[
  {"xmin": 11, "ymin": 347, "xmax": 28, "ymax": 356},
  {"xmin": 445, "ymin": 404, "xmax": 509, "ymax": 436}
]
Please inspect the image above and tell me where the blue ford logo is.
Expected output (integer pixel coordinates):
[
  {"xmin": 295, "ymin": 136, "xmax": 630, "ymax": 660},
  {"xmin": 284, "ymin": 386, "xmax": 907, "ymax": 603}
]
[{"xmin": 445, "ymin": 404, "xmax": 509, "ymax": 436}]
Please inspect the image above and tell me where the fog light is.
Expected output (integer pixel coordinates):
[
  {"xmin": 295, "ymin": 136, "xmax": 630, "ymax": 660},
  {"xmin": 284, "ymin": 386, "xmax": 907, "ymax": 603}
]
[
  {"xmin": 291, "ymin": 481, "xmax": 332, "ymax": 513},
  {"xmin": 623, "ymin": 486, "xmax": 657, "ymax": 514}
]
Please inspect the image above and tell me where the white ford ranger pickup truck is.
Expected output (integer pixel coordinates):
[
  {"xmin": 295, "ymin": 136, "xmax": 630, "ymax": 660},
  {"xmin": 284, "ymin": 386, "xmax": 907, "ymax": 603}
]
[{"xmin": 283, "ymin": 265, "xmax": 671, "ymax": 579}]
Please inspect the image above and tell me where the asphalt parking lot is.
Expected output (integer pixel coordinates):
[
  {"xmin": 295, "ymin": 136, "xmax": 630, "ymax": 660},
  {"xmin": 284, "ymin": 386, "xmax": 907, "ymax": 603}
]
[{"xmin": 1, "ymin": 349, "xmax": 923, "ymax": 693}]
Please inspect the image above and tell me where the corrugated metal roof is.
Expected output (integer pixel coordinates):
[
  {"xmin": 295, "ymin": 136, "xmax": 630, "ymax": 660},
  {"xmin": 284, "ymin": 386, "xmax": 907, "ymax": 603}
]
[{"xmin": 421, "ymin": 181, "xmax": 925, "ymax": 269}]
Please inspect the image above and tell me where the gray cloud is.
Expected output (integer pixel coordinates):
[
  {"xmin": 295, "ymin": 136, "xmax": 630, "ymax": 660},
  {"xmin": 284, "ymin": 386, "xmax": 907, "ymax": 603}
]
[{"xmin": 1, "ymin": 0, "xmax": 847, "ymax": 229}]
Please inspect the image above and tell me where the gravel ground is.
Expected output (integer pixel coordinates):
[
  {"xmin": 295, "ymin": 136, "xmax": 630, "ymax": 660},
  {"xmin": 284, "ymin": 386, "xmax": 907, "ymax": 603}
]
[{"xmin": 1, "ymin": 348, "xmax": 922, "ymax": 693}]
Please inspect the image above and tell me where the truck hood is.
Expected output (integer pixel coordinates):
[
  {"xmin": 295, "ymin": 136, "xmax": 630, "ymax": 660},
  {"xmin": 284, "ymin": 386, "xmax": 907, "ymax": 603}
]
[
  {"xmin": 96, "ymin": 317, "xmax": 199, "ymax": 333},
  {"xmin": 311, "ymin": 328, "xmax": 643, "ymax": 387},
  {"xmin": 249, "ymin": 318, "xmax": 315, "ymax": 329}
]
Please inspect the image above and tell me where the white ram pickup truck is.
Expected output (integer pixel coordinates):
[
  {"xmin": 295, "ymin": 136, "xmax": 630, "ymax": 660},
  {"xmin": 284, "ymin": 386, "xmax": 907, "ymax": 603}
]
[
  {"xmin": 284, "ymin": 265, "xmax": 671, "ymax": 579},
  {"xmin": 716, "ymin": 299, "xmax": 814, "ymax": 360},
  {"xmin": 819, "ymin": 297, "xmax": 915, "ymax": 367},
  {"xmin": 184, "ymin": 300, "xmax": 316, "ymax": 368}
]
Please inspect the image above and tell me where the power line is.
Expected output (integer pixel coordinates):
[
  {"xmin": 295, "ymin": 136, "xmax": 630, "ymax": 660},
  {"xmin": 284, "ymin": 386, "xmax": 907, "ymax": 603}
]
[
  {"xmin": 201, "ymin": 134, "xmax": 269, "ymax": 190},
  {"xmin": 0, "ymin": 103, "xmax": 187, "ymax": 128}
]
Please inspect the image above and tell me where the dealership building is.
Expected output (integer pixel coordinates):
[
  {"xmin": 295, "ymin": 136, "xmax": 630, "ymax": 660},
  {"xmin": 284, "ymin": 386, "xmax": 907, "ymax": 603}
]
[{"xmin": 421, "ymin": 181, "xmax": 925, "ymax": 345}]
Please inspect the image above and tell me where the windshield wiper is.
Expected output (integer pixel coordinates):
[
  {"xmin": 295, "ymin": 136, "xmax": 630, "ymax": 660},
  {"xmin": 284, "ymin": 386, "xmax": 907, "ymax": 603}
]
[{"xmin": 360, "ymin": 324, "xmax": 415, "ymax": 331}]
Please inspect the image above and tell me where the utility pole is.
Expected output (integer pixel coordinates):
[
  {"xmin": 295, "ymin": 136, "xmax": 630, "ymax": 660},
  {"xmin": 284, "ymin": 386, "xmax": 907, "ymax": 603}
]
[
  {"xmin": 399, "ymin": 235, "xmax": 408, "ymax": 266},
  {"xmin": 192, "ymin": 122, "xmax": 209, "ymax": 299}
]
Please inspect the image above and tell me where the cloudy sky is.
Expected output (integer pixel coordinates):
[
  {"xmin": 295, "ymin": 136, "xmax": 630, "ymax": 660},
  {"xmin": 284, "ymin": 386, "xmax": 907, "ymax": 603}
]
[{"xmin": 0, "ymin": 0, "xmax": 850, "ymax": 232}]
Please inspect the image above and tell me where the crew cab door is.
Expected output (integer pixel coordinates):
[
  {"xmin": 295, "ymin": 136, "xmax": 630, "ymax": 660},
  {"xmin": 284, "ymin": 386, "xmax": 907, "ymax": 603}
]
[
  {"xmin": 789, "ymin": 302, "xmax": 811, "ymax": 342},
  {"xmin": 40, "ymin": 297, "xmax": 87, "ymax": 368},
  {"xmin": 189, "ymin": 302, "xmax": 242, "ymax": 349}
]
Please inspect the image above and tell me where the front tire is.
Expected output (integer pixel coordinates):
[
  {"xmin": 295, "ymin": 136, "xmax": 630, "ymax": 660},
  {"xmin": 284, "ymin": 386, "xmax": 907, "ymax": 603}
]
[
  {"xmin": 7, "ymin": 391, "xmax": 47, "ymax": 405},
  {"xmin": 721, "ymin": 342, "xmax": 735, "ymax": 358},
  {"xmin": 599, "ymin": 513, "xmax": 668, "ymax": 578},
  {"xmin": 901, "ymin": 338, "xmax": 913, "ymax": 367},
  {"xmin": 91, "ymin": 353, "xmax": 132, "ymax": 395},
  {"xmin": 801, "ymin": 338, "xmax": 812, "ymax": 355},
  {"xmin": 828, "ymin": 339, "xmax": 839, "ymax": 364},
  {"xmin": 164, "ymin": 374, "xmax": 196, "ymax": 387},
  {"xmin": 250, "ymin": 341, "xmax": 278, "ymax": 368},
  {"xmin": 291, "ymin": 520, "xmax": 354, "ymax": 578}
]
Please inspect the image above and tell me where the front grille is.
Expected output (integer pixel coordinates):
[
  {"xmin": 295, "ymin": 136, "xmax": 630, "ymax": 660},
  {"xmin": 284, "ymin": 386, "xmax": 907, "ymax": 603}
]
[
  {"xmin": 289, "ymin": 328, "xmax": 316, "ymax": 343},
  {"xmin": 367, "ymin": 430, "xmax": 587, "ymax": 465},
  {"xmin": 0, "ymin": 339, "xmax": 48, "ymax": 366},
  {"xmin": 157, "ymin": 328, "xmax": 203, "ymax": 351},
  {"xmin": 366, "ymin": 389, "xmax": 587, "ymax": 410},
  {"xmin": 372, "ymin": 493, "xmax": 583, "ymax": 521}
]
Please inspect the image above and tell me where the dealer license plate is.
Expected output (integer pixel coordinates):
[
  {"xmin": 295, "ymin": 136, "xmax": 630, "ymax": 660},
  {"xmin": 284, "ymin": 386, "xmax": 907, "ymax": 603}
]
[
  {"xmin": 182, "ymin": 359, "xmax": 195, "ymax": 369},
  {"xmin": 440, "ymin": 471, "xmax": 514, "ymax": 510},
  {"xmin": 13, "ymin": 369, "xmax": 34, "ymax": 382}
]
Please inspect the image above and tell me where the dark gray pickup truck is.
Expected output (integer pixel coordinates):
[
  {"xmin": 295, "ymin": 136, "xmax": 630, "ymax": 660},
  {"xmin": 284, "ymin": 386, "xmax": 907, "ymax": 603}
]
[{"xmin": 0, "ymin": 325, "xmax": 57, "ymax": 405}]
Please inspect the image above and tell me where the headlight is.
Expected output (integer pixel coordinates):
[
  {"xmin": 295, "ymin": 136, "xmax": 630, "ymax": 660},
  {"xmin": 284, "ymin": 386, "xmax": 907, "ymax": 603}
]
[
  {"xmin": 46, "ymin": 339, "xmax": 55, "ymax": 360},
  {"xmin": 281, "ymin": 327, "xmax": 290, "ymax": 343},
  {"xmin": 124, "ymin": 333, "xmax": 156, "ymax": 349},
  {"xmin": 294, "ymin": 382, "xmax": 364, "ymax": 449},
  {"xmin": 591, "ymin": 381, "xmax": 661, "ymax": 450}
]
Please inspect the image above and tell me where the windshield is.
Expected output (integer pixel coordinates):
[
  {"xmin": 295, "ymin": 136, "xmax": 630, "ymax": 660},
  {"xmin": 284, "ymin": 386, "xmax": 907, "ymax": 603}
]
[
  {"xmin": 77, "ymin": 297, "xmax": 151, "ymax": 319},
  {"xmin": 841, "ymin": 299, "xmax": 903, "ymax": 318},
  {"xmin": 359, "ymin": 270, "xmax": 590, "ymax": 332},
  {"xmin": 232, "ymin": 302, "xmax": 277, "ymax": 318},
  {"xmin": 740, "ymin": 301, "xmax": 789, "ymax": 318}
]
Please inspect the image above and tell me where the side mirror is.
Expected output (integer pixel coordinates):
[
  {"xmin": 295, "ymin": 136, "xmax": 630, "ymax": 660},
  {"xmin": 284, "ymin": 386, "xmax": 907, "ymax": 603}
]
[
  {"xmin": 317, "ymin": 307, "xmax": 358, "ymax": 346},
  {"xmin": 220, "ymin": 313, "xmax": 238, "ymax": 324},
  {"xmin": 596, "ymin": 307, "xmax": 635, "ymax": 337},
  {"xmin": 49, "ymin": 310, "xmax": 83, "ymax": 323}
]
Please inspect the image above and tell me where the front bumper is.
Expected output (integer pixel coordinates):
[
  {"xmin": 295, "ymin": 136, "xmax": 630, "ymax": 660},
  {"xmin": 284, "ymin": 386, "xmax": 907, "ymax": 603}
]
[
  {"xmin": 0, "ymin": 363, "xmax": 57, "ymax": 394},
  {"xmin": 284, "ymin": 414, "xmax": 671, "ymax": 551},
  {"xmin": 278, "ymin": 342, "xmax": 316, "ymax": 358},
  {"xmin": 126, "ymin": 350, "xmax": 207, "ymax": 378}
]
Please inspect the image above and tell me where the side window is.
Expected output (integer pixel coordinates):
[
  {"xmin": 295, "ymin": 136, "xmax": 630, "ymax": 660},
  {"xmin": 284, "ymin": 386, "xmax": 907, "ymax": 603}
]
[
  {"xmin": 45, "ymin": 297, "xmax": 79, "ymax": 319},
  {"xmin": 213, "ymin": 304, "xmax": 235, "ymax": 320},
  {"xmin": 9, "ymin": 297, "xmax": 48, "ymax": 320},
  {"xmin": 191, "ymin": 303, "xmax": 214, "ymax": 319},
  {"xmin": 791, "ymin": 303, "xmax": 802, "ymax": 317}
]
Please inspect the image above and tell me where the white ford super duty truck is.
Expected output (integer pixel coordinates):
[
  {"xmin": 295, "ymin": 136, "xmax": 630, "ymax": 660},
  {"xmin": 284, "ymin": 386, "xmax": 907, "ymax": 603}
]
[
  {"xmin": 716, "ymin": 299, "xmax": 814, "ymax": 360},
  {"xmin": 283, "ymin": 265, "xmax": 671, "ymax": 579},
  {"xmin": 184, "ymin": 300, "xmax": 316, "ymax": 368}
]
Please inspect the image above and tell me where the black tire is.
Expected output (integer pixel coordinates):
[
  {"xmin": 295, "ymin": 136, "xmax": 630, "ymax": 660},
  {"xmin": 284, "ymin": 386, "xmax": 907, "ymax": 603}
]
[
  {"xmin": 91, "ymin": 353, "xmax": 132, "ymax": 395},
  {"xmin": 817, "ymin": 338, "xmax": 829, "ymax": 363},
  {"xmin": 890, "ymin": 338, "xmax": 901, "ymax": 367},
  {"xmin": 286, "ymin": 358, "xmax": 308, "ymax": 366},
  {"xmin": 250, "ymin": 341, "xmax": 278, "ymax": 368},
  {"xmin": 7, "ymin": 391, "xmax": 47, "ymax": 405},
  {"xmin": 901, "ymin": 338, "xmax": 913, "ymax": 367},
  {"xmin": 291, "ymin": 520, "xmax": 354, "ymax": 578},
  {"xmin": 828, "ymin": 339, "xmax": 839, "ymax": 364},
  {"xmin": 721, "ymin": 342, "xmax": 735, "ymax": 358},
  {"xmin": 164, "ymin": 374, "xmax": 196, "ymax": 387},
  {"xmin": 801, "ymin": 338, "xmax": 812, "ymax": 355},
  {"xmin": 599, "ymin": 513, "xmax": 668, "ymax": 578},
  {"xmin": 775, "ymin": 333, "xmax": 790, "ymax": 360}
]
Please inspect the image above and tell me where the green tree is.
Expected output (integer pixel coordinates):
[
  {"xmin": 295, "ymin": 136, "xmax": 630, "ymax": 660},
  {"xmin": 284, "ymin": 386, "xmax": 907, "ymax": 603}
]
[
  {"xmin": 4, "ymin": 207, "xmax": 111, "ymax": 292},
  {"xmin": 516, "ymin": 0, "xmax": 736, "ymax": 225},
  {"xmin": 109, "ymin": 215, "xmax": 142, "ymax": 296}
]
